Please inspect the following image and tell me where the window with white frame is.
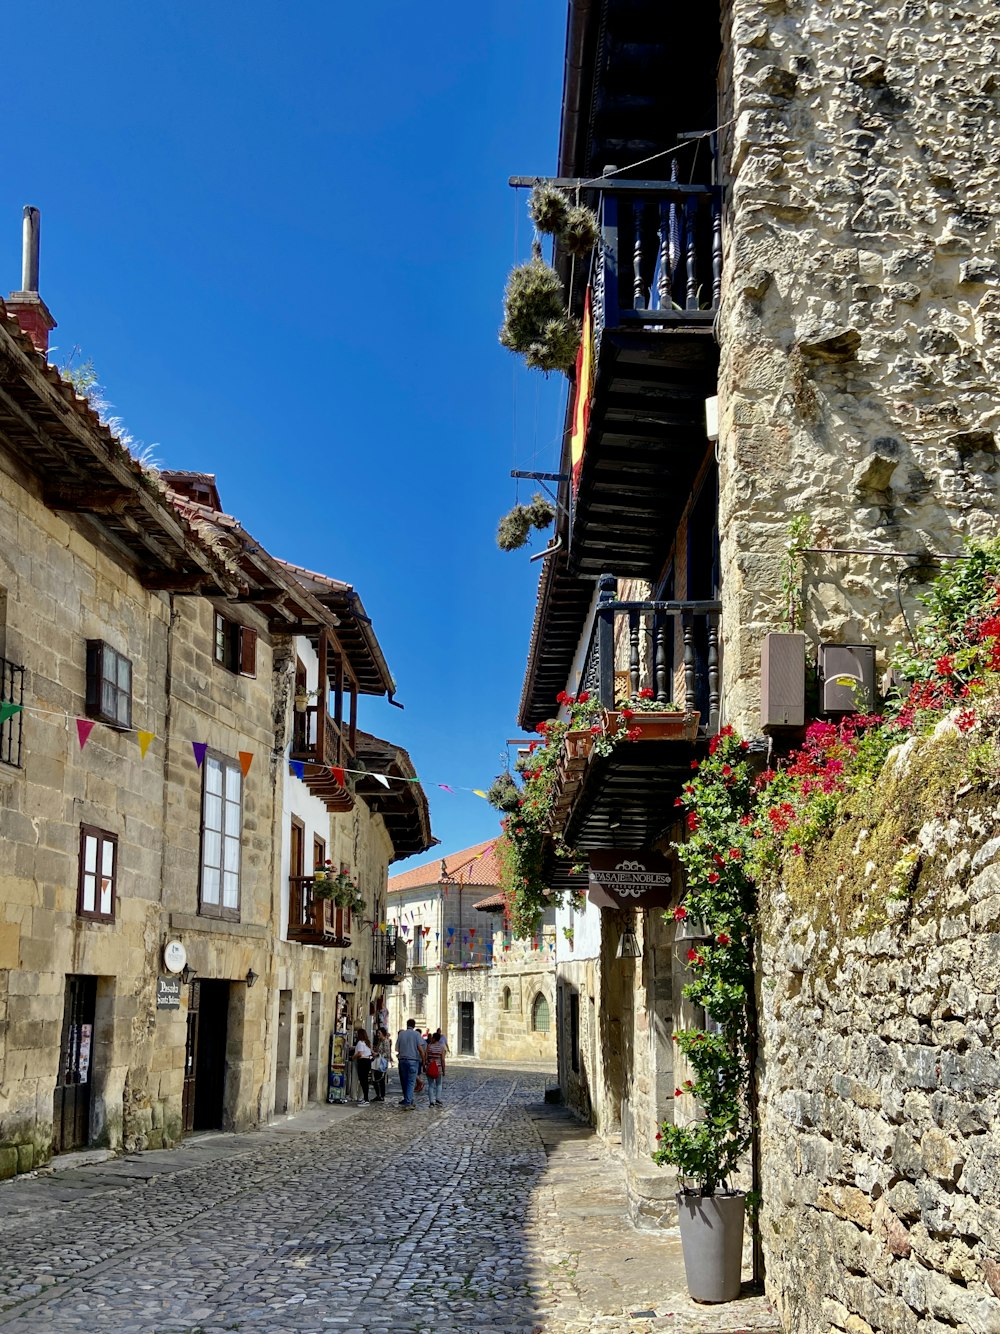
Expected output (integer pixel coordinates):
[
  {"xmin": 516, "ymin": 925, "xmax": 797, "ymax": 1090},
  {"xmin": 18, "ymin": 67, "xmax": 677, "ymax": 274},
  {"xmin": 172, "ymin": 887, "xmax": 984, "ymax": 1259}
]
[{"xmin": 199, "ymin": 753, "xmax": 242, "ymax": 919}]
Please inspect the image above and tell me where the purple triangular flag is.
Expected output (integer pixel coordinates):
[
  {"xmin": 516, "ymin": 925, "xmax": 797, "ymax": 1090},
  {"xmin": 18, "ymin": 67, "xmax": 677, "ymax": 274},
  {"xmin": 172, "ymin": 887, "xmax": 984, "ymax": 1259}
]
[{"xmin": 192, "ymin": 741, "xmax": 208, "ymax": 768}]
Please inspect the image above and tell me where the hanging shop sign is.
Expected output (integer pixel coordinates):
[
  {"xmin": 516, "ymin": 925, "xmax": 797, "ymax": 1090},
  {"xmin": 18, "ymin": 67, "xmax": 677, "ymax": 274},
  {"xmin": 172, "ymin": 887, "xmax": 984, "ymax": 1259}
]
[
  {"xmin": 163, "ymin": 940, "xmax": 187, "ymax": 974},
  {"xmin": 156, "ymin": 976, "xmax": 183, "ymax": 1010},
  {"xmin": 588, "ymin": 850, "xmax": 674, "ymax": 909}
]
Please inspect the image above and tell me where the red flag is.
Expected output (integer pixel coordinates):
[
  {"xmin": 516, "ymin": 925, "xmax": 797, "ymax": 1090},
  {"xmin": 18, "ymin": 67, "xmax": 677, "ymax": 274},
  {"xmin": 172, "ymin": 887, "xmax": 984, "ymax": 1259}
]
[
  {"xmin": 331, "ymin": 765, "xmax": 346, "ymax": 786},
  {"xmin": 76, "ymin": 719, "xmax": 95, "ymax": 749},
  {"xmin": 238, "ymin": 751, "xmax": 254, "ymax": 777}
]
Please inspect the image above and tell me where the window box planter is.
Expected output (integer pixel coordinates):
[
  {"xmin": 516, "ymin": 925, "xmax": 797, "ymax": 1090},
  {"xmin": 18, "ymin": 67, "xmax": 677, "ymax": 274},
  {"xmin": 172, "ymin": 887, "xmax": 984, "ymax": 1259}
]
[{"xmin": 605, "ymin": 710, "xmax": 701, "ymax": 742}]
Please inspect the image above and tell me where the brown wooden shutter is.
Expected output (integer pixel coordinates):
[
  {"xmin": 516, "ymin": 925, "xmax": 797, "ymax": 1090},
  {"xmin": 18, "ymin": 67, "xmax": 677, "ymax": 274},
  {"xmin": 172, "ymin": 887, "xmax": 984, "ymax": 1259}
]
[{"xmin": 239, "ymin": 626, "xmax": 257, "ymax": 677}]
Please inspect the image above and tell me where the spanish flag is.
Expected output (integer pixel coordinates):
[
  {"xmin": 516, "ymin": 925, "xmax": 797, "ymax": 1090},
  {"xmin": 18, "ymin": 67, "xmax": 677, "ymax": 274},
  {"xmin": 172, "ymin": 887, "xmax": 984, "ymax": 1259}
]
[{"xmin": 570, "ymin": 288, "xmax": 593, "ymax": 494}]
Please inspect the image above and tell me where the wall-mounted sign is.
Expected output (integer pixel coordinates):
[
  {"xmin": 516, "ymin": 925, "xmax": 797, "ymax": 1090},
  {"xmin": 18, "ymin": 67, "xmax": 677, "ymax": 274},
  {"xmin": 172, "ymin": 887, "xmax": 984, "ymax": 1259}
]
[
  {"xmin": 163, "ymin": 940, "xmax": 187, "ymax": 974},
  {"xmin": 156, "ymin": 975, "xmax": 182, "ymax": 1010},
  {"xmin": 588, "ymin": 850, "xmax": 674, "ymax": 909},
  {"xmin": 341, "ymin": 957, "xmax": 359, "ymax": 985}
]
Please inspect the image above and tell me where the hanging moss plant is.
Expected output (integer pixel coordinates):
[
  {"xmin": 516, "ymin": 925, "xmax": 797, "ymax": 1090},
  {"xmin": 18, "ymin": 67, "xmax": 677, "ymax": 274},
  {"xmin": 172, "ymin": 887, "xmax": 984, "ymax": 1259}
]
[
  {"xmin": 528, "ymin": 183, "xmax": 570, "ymax": 235},
  {"xmin": 524, "ymin": 316, "xmax": 580, "ymax": 374},
  {"xmin": 500, "ymin": 259, "xmax": 580, "ymax": 375},
  {"xmin": 497, "ymin": 505, "xmax": 533, "ymax": 551},
  {"xmin": 525, "ymin": 493, "xmax": 555, "ymax": 530},
  {"xmin": 497, "ymin": 494, "xmax": 555, "ymax": 552},
  {"xmin": 561, "ymin": 204, "xmax": 600, "ymax": 258},
  {"xmin": 500, "ymin": 258, "xmax": 565, "ymax": 352},
  {"xmin": 486, "ymin": 772, "xmax": 522, "ymax": 813}
]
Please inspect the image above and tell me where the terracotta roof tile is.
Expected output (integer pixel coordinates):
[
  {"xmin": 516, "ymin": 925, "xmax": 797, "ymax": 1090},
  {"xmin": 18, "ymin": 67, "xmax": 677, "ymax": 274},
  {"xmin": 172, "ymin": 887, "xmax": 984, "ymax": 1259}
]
[{"xmin": 387, "ymin": 838, "xmax": 501, "ymax": 894}]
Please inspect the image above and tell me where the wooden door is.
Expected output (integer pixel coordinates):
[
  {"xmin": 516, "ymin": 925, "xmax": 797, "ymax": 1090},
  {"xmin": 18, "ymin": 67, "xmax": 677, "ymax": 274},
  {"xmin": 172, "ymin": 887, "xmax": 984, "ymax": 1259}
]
[
  {"xmin": 182, "ymin": 980, "xmax": 200, "ymax": 1133},
  {"xmin": 459, "ymin": 1001, "xmax": 475, "ymax": 1055},
  {"xmin": 53, "ymin": 976, "xmax": 97, "ymax": 1153}
]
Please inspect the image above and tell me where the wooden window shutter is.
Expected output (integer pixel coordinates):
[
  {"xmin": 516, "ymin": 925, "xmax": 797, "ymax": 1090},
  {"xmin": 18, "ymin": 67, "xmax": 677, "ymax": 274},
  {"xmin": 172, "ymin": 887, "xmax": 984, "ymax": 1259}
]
[{"xmin": 239, "ymin": 626, "xmax": 257, "ymax": 677}]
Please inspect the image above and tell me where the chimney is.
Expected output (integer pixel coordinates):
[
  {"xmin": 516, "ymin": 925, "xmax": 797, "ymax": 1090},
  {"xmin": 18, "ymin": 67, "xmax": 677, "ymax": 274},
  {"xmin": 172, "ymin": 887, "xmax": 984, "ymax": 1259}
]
[{"xmin": 7, "ymin": 206, "xmax": 56, "ymax": 355}]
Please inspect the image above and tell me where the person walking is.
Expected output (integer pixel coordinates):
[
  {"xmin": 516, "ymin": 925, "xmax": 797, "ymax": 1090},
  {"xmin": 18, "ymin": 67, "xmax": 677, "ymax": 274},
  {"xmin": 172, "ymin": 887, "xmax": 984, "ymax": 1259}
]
[
  {"xmin": 371, "ymin": 1026, "xmax": 392, "ymax": 1102},
  {"xmin": 424, "ymin": 1028, "xmax": 447, "ymax": 1108},
  {"xmin": 352, "ymin": 1027, "xmax": 373, "ymax": 1105},
  {"xmin": 395, "ymin": 1018, "xmax": 425, "ymax": 1110}
]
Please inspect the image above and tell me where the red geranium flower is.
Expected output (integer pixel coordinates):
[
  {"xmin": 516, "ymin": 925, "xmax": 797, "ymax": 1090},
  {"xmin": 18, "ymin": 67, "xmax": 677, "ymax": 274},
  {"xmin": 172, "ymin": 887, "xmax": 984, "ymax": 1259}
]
[
  {"xmin": 686, "ymin": 810, "xmax": 699, "ymax": 832},
  {"xmin": 716, "ymin": 932, "xmax": 730, "ymax": 946},
  {"xmin": 577, "ymin": 691, "xmax": 590, "ymax": 704},
  {"xmin": 708, "ymin": 872, "xmax": 719, "ymax": 884},
  {"xmin": 673, "ymin": 906, "xmax": 688, "ymax": 921},
  {"xmin": 638, "ymin": 687, "xmax": 654, "ymax": 699}
]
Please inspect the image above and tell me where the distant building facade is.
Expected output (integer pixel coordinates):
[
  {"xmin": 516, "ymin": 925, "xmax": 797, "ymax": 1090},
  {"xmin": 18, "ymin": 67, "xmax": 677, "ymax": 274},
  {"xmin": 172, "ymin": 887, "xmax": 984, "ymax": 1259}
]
[{"xmin": 387, "ymin": 841, "xmax": 555, "ymax": 1064}]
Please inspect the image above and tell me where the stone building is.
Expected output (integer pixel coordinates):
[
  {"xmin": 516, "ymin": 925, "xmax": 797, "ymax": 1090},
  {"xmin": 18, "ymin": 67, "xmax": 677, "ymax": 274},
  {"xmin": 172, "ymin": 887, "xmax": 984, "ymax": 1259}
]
[
  {"xmin": 0, "ymin": 253, "xmax": 431, "ymax": 1176},
  {"xmin": 508, "ymin": 0, "xmax": 1000, "ymax": 1280},
  {"xmin": 387, "ymin": 841, "xmax": 556, "ymax": 1062}
]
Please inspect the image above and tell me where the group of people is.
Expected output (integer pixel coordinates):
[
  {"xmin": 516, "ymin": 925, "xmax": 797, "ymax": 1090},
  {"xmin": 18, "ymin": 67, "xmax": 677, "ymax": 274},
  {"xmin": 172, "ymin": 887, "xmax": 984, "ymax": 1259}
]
[{"xmin": 349, "ymin": 1018, "xmax": 448, "ymax": 1110}]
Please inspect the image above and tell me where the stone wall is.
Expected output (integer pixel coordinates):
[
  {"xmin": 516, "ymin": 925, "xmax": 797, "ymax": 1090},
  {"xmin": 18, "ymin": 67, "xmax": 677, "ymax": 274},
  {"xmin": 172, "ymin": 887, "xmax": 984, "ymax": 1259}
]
[
  {"xmin": 718, "ymin": 0, "xmax": 1000, "ymax": 738},
  {"xmin": 758, "ymin": 726, "xmax": 1000, "ymax": 1331},
  {"xmin": 0, "ymin": 456, "xmax": 173, "ymax": 1172}
]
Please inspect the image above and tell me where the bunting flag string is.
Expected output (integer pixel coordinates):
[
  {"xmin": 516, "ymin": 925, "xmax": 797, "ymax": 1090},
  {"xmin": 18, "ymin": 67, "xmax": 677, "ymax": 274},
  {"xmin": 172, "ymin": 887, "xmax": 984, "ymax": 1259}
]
[{"xmin": 0, "ymin": 697, "xmax": 514, "ymax": 803}]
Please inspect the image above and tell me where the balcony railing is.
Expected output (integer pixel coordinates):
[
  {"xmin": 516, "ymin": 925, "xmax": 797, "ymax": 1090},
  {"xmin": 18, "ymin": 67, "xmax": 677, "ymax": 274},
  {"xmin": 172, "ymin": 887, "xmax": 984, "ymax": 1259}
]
[
  {"xmin": 290, "ymin": 705, "xmax": 354, "ymax": 769},
  {"xmin": 594, "ymin": 179, "xmax": 722, "ymax": 347},
  {"xmin": 582, "ymin": 576, "xmax": 721, "ymax": 734},
  {"xmin": 371, "ymin": 926, "xmax": 406, "ymax": 985},
  {"xmin": 287, "ymin": 876, "xmax": 351, "ymax": 947},
  {"xmin": 1, "ymin": 656, "xmax": 24, "ymax": 768}
]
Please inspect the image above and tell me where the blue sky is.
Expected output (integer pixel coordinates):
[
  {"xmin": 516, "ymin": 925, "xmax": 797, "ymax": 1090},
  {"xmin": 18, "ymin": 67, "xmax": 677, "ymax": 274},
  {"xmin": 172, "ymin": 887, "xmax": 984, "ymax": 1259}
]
[{"xmin": 4, "ymin": 2, "xmax": 569, "ymax": 861}]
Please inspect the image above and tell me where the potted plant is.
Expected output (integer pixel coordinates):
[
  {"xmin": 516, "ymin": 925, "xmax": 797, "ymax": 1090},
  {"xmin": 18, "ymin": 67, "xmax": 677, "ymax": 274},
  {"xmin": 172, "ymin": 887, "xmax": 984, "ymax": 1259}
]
[
  {"xmin": 294, "ymin": 686, "xmax": 312, "ymax": 714},
  {"xmin": 608, "ymin": 688, "xmax": 700, "ymax": 741},
  {"xmin": 312, "ymin": 860, "xmax": 337, "ymax": 900},
  {"xmin": 653, "ymin": 727, "xmax": 756, "ymax": 1303}
]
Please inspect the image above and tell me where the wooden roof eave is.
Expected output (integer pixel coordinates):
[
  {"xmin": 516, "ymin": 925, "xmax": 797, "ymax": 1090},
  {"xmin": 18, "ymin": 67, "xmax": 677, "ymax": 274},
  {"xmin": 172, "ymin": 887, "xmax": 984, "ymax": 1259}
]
[{"xmin": 0, "ymin": 319, "xmax": 244, "ymax": 597}]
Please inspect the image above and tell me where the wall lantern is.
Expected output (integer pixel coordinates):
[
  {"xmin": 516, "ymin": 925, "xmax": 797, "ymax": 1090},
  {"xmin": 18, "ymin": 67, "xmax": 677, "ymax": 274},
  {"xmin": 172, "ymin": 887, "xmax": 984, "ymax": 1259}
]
[
  {"xmin": 246, "ymin": 968, "xmax": 258, "ymax": 988},
  {"xmin": 180, "ymin": 963, "xmax": 196, "ymax": 985},
  {"xmin": 616, "ymin": 911, "xmax": 642, "ymax": 959}
]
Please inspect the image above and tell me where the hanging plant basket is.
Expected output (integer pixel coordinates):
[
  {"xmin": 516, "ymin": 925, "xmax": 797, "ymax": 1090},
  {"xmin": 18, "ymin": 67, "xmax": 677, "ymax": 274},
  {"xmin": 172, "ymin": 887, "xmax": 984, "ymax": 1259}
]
[
  {"xmin": 561, "ymin": 204, "xmax": 600, "ymax": 258},
  {"xmin": 497, "ymin": 505, "xmax": 533, "ymax": 551},
  {"xmin": 496, "ymin": 494, "xmax": 555, "ymax": 552},
  {"xmin": 499, "ymin": 259, "xmax": 580, "ymax": 375},
  {"xmin": 528, "ymin": 183, "xmax": 570, "ymax": 236},
  {"xmin": 486, "ymin": 772, "xmax": 522, "ymax": 813}
]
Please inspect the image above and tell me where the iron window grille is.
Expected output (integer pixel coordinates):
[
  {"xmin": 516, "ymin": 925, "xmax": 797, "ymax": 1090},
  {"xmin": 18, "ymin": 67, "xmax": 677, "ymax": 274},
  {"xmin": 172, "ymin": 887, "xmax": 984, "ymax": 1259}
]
[
  {"xmin": 86, "ymin": 640, "xmax": 132, "ymax": 729},
  {"xmin": 0, "ymin": 655, "xmax": 25, "ymax": 767},
  {"xmin": 198, "ymin": 753, "xmax": 243, "ymax": 920},
  {"xmin": 78, "ymin": 825, "xmax": 117, "ymax": 921},
  {"xmin": 531, "ymin": 993, "xmax": 551, "ymax": 1033}
]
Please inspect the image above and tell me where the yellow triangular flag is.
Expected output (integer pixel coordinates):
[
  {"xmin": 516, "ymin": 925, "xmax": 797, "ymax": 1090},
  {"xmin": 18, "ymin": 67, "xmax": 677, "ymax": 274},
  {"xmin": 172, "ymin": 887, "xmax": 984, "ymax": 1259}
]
[
  {"xmin": 137, "ymin": 730, "xmax": 155, "ymax": 759},
  {"xmin": 473, "ymin": 789, "xmax": 488, "ymax": 799}
]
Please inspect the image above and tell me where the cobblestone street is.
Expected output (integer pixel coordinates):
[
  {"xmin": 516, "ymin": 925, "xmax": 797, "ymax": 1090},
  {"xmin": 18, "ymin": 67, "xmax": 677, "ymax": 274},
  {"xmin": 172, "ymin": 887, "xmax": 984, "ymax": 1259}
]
[{"xmin": 0, "ymin": 1065, "xmax": 778, "ymax": 1334}]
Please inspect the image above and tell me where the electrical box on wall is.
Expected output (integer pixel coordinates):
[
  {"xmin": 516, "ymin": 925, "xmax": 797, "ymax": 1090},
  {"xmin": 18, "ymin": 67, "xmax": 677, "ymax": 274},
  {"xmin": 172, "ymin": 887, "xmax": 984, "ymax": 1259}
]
[
  {"xmin": 819, "ymin": 643, "xmax": 876, "ymax": 714},
  {"xmin": 761, "ymin": 632, "xmax": 806, "ymax": 728}
]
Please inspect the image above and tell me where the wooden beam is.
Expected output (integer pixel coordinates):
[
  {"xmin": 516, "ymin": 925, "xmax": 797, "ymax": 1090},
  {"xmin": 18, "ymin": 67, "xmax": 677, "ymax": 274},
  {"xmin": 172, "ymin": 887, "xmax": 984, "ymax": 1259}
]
[
  {"xmin": 141, "ymin": 572, "xmax": 211, "ymax": 592},
  {"xmin": 43, "ymin": 483, "xmax": 135, "ymax": 513}
]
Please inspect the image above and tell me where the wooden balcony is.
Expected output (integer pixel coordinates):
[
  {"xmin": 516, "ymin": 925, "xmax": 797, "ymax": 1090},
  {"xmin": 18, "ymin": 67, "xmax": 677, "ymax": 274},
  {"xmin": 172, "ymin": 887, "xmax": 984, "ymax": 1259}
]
[
  {"xmin": 547, "ymin": 589, "xmax": 721, "ymax": 851},
  {"xmin": 289, "ymin": 705, "xmax": 355, "ymax": 811},
  {"xmin": 287, "ymin": 876, "xmax": 351, "ymax": 947},
  {"xmin": 0, "ymin": 655, "xmax": 24, "ymax": 768},
  {"xmin": 510, "ymin": 174, "xmax": 721, "ymax": 581}
]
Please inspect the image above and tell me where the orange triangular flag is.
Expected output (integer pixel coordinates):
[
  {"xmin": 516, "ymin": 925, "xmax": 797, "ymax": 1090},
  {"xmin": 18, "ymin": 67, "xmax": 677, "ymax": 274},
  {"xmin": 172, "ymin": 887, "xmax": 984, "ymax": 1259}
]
[
  {"xmin": 238, "ymin": 751, "xmax": 254, "ymax": 777},
  {"xmin": 76, "ymin": 719, "xmax": 95, "ymax": 749},
  {"xmin": 137, "ymin": 730, "xmax": 155, "ymax": 759}
]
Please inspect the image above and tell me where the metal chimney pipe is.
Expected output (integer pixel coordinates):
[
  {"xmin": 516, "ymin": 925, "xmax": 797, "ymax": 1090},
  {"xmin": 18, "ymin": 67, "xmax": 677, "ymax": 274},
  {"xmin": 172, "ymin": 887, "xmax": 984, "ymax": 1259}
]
[{"xmin": 21, "ymin": 206, "xmax": 40, "ymax": 293}]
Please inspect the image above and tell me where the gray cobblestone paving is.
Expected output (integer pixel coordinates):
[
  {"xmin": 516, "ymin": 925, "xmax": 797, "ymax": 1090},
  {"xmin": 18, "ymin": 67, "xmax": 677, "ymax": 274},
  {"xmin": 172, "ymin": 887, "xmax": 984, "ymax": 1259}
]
[{"xmin": 0, "ymin": 1065, "xmax": 780, "ymax": 1334}]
